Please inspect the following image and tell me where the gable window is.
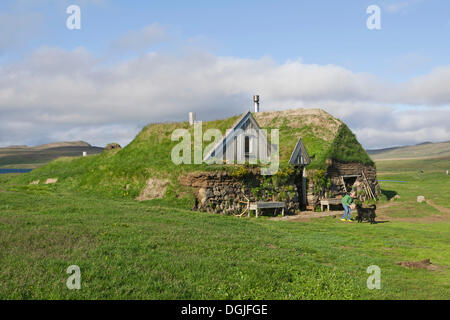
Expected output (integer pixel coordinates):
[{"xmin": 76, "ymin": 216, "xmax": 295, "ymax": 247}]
[{"xmin": 245, "ymin": 136, "xmax": 250, "ymax": 155}]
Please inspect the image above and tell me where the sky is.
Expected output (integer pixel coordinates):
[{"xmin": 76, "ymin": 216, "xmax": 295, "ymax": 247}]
[{"xmin": 0, "ymin": 0, "xmax": 449, "ymax": 149}]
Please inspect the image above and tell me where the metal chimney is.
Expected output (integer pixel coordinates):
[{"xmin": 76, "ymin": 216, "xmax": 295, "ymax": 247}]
[
  {"xmin": 189, "ymin": 112, "xmax": 196, "ymax": 126},
  {"xmin": 253, "ymin": 95, "xmax": 260, "ymax": 113}
]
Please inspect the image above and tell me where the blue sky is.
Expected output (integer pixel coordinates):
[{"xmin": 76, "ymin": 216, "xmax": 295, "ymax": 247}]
[{"xmin": 0, "ymin": 0, "xmax": 449, "ymax": 148}]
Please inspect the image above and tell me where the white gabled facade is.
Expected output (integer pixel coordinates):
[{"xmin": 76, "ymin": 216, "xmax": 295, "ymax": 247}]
[{"xmin": 203, "ymin": 111, "xmax": 271, "ymax": 164}]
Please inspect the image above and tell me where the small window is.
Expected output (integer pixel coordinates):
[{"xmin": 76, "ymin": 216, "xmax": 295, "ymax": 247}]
[{"xmin": 245, "ymin": 136, "xmax": 250, "ymax": 154}]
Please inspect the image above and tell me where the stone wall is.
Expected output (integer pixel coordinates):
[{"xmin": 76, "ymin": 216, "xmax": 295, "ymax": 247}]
[
  {"xmin": 179, "ymin": 160, "xmax": 380, "ymax": 214},
  {"xmin": 306, "ymin": 160, "xmax": 381, "ymax": 207},
  {"xmin": 179, "ymin": 170, "xmax": 303, "ymax": 215}
]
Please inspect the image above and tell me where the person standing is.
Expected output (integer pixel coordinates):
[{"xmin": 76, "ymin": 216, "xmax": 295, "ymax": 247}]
[{"xmin": 341, "ymin": 191, "xmax": 355, "ymax": 222}]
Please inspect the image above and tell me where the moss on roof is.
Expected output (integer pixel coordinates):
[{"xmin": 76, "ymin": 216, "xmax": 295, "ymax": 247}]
[{"xmin": 253, "ymin": 109, "xmax": 373, "ymax": 168}]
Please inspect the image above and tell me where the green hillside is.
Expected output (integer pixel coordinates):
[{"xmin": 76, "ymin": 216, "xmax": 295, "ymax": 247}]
[
  {"xmin": 0, "ymin": 142, "xmax": 103, "ymax": 169},
  {"xmin": 11, "ymin": 109, "xmax": 373, "ymax": 203},
  {"xmin": 369, "ymin": 141, "xmax": 450, "ymax": 160}
]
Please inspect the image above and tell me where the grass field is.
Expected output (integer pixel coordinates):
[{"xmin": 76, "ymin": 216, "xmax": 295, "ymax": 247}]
[
  {"xmin": 369, "ymin": 141, "xmax": 450, "ymax": 160},
  {"xmin": 0, "ymin": 159, "xmax": 449, "ymax": 299},
  {"xmin": 0, "ymin": 145, "xmax": 104, "ymax": 169},
  {"xmin": 377, "ymin": 158, "xmax": 450, "ymax": 209}
]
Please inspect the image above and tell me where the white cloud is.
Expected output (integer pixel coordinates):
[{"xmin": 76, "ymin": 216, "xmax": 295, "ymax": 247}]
[
  {"xmin": 0, "ymin": 46, "xmax": 449, "ymax": 149},
  {"xmin": 349, "ymin": 107, "xmax": 450, "ymax": 148},
  {"xmin": 397, "ymin": 67, "xmax": 450, "ymax": 106}
]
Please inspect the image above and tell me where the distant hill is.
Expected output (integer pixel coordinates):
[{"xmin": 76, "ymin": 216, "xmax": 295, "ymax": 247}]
[
  {"xmin": 33, "ymin": 141, "xmax": 92, "ymax": 150},
  {"xmin": 367, "ymin": 141, "xmax": 450, "ymax": 160},
  {"xmin": 0, "ymin": 141, "xmax": 103, "ymax": 168}
]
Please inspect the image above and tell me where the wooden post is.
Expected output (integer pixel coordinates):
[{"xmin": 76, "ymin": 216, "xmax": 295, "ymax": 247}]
[
  {"xmin": 362, "ymin": 171, "xmax": 375, "ymax": 200},
  {"xmin": 341, "ymin": 176, "xmax": 347, "ymax": 193}
]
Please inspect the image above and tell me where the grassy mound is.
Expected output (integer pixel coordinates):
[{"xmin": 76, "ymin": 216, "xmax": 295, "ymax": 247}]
[
  {"xmin": 254, "ymin": 109, "xmax": 373, "ymax": 168},
  {"xmin": 325, "ymin": 124, "xmax": 374, "ymax": 166},
  {"xmin": 11, "ymin": 108, "xmax": 373, "ymax": 202},
  {"xmin": 11, "ymin": 117, "xmax": 239, "ymax": 202}
]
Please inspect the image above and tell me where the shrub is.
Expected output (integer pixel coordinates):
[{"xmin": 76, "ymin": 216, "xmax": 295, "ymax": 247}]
[{"xmin": 312, "ymin": 169, "xmax": 331, "ymax": 197}]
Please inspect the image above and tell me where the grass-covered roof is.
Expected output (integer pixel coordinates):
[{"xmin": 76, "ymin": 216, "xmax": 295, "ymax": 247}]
[
  {"xmin": 253, "ymin": 108, "xmax": 373, "ymax": 168},
  {"xmin": 12, "ymin": 108, "xmax": 373, "ymax": 200}
]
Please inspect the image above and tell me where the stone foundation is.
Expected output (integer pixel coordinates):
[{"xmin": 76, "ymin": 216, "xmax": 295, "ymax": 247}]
[
  {"xmin": 179, "ymin": 170, "xmax": 303, "ymax": 215},
  {"xmin": 179, "ymin": 160, "xmax": 380, "ymax": 214}
]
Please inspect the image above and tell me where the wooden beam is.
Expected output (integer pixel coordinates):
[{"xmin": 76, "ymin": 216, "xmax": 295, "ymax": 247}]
[
  {"xmin": 362, "ymin": 171, "xmax": 375, "ymax": 200},
  {"xmin": 341, "ymin": 176, "xmax": 347, "ymax": 193}
]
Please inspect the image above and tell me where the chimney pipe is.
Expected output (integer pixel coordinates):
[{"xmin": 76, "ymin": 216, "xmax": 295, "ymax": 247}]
[
  {"xmin": 189, "ymin": 112, "xmax": 196, "ymax": 126},
  {"xmin": 253, "ymin": 95, "xmax": 260, "ymax": 113}
]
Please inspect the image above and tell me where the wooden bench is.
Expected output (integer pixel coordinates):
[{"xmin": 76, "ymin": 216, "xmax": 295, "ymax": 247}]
[
  {"xmin": 320, "ymin": 199, "xmax": 343, "ymax": 212},
  {"xmin": 249, "ymin": 202, "xmax": 285, "ymax": 218}
]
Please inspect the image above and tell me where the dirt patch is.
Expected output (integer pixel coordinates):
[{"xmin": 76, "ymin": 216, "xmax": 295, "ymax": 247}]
[
  {"xmin": 396, "ymin": 259, "xmax": 440, "ymax": 271},
  {"xmin": 271, "ymin": 211, "xmax": 340, "ymax": 222},
  {"xmin": 426, "ymin": 200, "xmax": 450, "ymax": 214},
  {"xmin": 136, "ymin": 178, "xmax": 170, "ymax": 201}
]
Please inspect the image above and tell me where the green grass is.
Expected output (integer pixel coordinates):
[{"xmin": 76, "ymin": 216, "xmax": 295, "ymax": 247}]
[
  {"xmin": 0, "ymin": 165, "xmax": 449, "ymax": 299},
  {"xmin": 256, "ymin": 113, "xmax": 372, "ymax": 169},
  {"xmin": 9, "ymin": 118, "xmax": 241, "ymax": 201},
  {"xmin": 376, "ymin": 157, "xmax": 450, "ymax": 173},
  {"xmin": 260, "ymin": 117, "xmax": 333, "ymax": 168},
  {"xmin": 370, "ymin": 141, "xmax": 450, "ymax": 160},
  {"xmin": 377, "ymin": 158, "xmax": 450, "ymax": 209},
  {"xmin": 326, "ymin": 124, "xmax": 374, "ymax": 167}
]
